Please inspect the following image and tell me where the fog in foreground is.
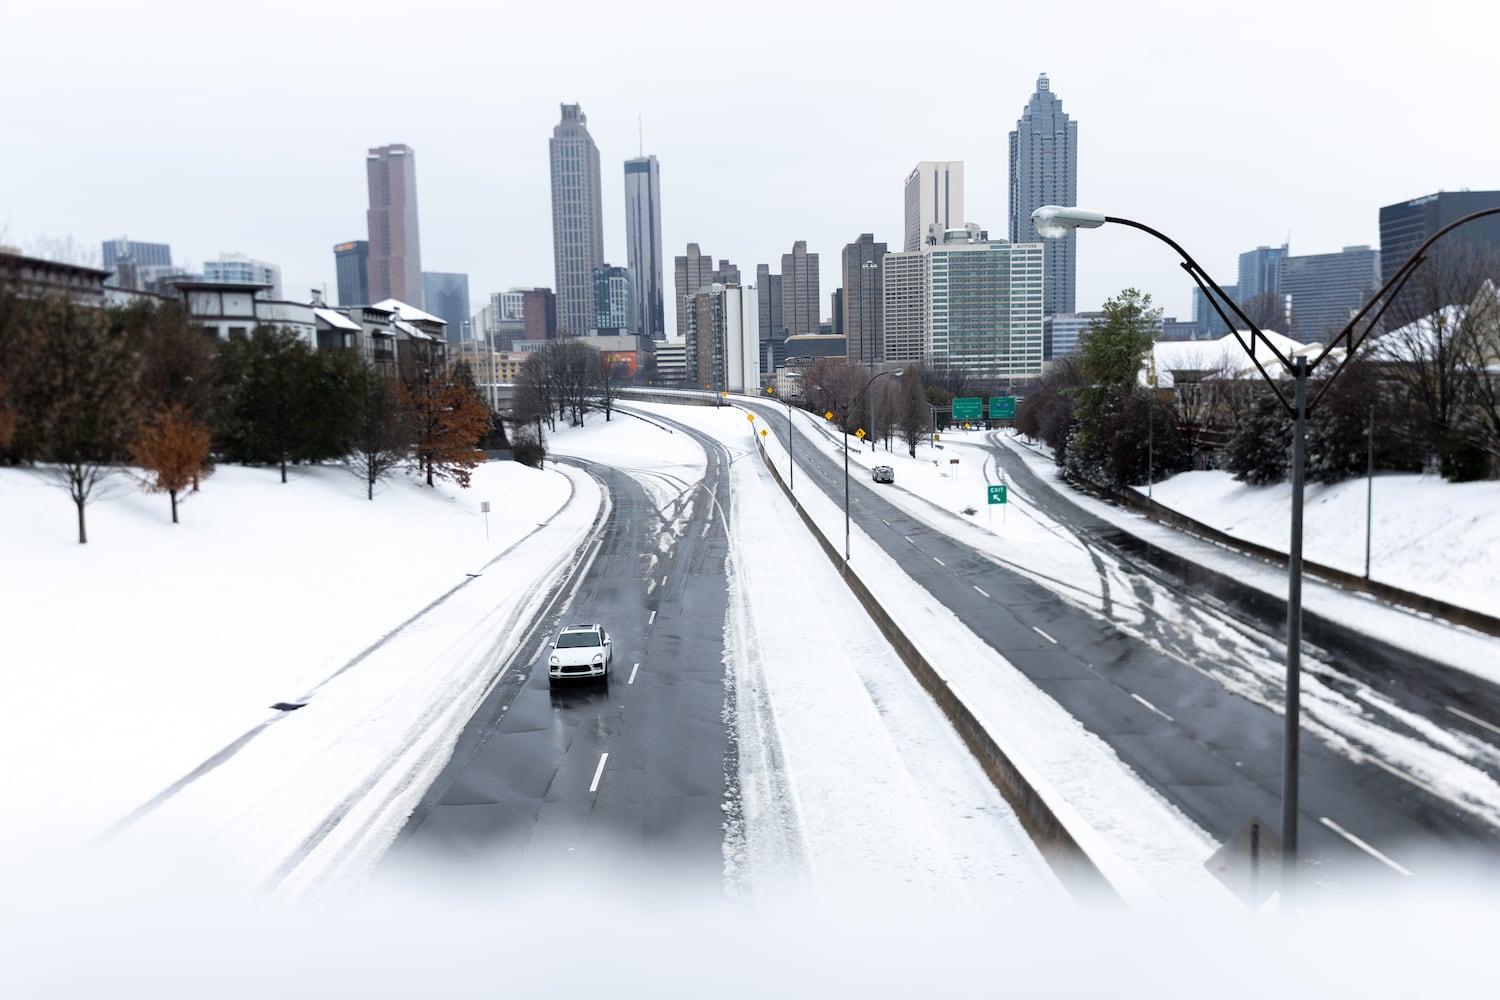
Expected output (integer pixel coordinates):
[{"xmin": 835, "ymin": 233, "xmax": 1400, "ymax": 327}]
[{"xmin": 3, "ymin": 840, "xmax": 1495, "ymax": 998}]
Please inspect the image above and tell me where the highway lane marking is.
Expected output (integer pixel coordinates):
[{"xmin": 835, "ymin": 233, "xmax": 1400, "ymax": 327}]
[
  {"xmin": 904, "ymin": 536, "xmax": 915, "ymax": 545},
  {"xmin": 1358, "ymin": 751, "xmax": 1450, "ymax": 804},
  {"xmin": 933, "ymin": 557, "xmax": 946, "ymax": 567},
  {"xmin": 974, "ymin": 585, "xmax": 990, "ymax": 598},
  {"xmin": 1446, "ymin": 705, "xmax": 1500, "ymax": 738},
  {"xmin": 589, "ymin": 752, "xmax": 609, "ymax": 793},
  {"xmin": 661, "ymin": 574, "xmax": 667, "ymax": 586},
  {"xmin": 1319, "ymin": 816, "xmax": 1413, "ymax": 876},
  {"xmin": 648, "ymin": 610, "xmax": 656, "ymax": 625},
  {"xmin": 1130, "ymin": 692, "xmax": 1176, "ymax": 723},
  {"xmin": 882, "ymin": 519, "xmax": 890, "ymax": 527},
  {"xmin": 629, "ymin": 663, "xmax": 640, "ymax": 684},
  {"xmin": 1032, "ymin": 626, "xmax": 1057, "ymax": 644}
]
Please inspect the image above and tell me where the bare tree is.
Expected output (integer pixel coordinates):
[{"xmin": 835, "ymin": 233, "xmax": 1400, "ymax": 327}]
[
  {"xmin": 894, "ymin": 366, "xmax": 929, "ymax": 457},
  {"xmin": 1240, "ymin": 291, "xmax": 1287, "ymax": 333},
  {"xmin": 1454, "ymin": 283, "xmax": 1500, "ymax": 468},
  {"xmin": 347, "ymin": 364, "xmax": 410, "ymax": 500},
  {"xmin": 1375, "ymin": 242, "xmax": 1500, "ymax": 467}
]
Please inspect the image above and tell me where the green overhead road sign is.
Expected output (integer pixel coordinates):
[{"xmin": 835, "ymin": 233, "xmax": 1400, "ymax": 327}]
[
  {"xmin": 990, "ymin": 396, "xmax": 1016, "ymax": 420},
  {"xmin": 987, "ymin": 484, "xmax": 1008, "ymax": 505},
  {"xmin": 952, "ymin": 397, "xmax": 982, "ymax": 421}
]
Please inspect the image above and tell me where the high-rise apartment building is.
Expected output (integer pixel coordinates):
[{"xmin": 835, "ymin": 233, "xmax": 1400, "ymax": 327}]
[
  {"xmin": 624, "ymin": 155, "xmax": 664, "ymax": 340},
  {"xmin": 929, "ymin": 237, "xmax": 1044, "ymax": 381},
  {"xmin": 1009, "ymin": 73, "xmax": 1078, "ymax": 316},
  {"xmin": 423, "ymin": 272, "xmax": 471, "ymax": 343},
  {"xmin": 903, "ymin": 162, "xmax": 964, "ymax": 252},
  {"xmin": 366, "ymin": 143, "xmax": 423, "ymax": 307},
  {"xmin": 204, "ymin": 252, "xmax": 282, "ymax": 299},
  {"xmin": 592, "ymin": 264, "xmax": 636, "ymax": 335},
  {"xmin": 686, "ymin": 283, "xmax": 759, "ymax": 392},
  {"xmin": 882, "ymin": 230, "xmax": 1044, "ymax": 380},
  {"xmin": 842, "ymin": 234, "xmax": 887, "ymax": 363},
  {"xmin": 334, "ymin": 240, "xmax": 370, "ymax": 306},
  {"xmin": 881, "ymin": 251, "xmax": 928, "ymax": 364},
  {"xmin": 1278, "ymin": 246, "xmax": 1380, "ymax": 343},
  {"xmin": 549, "ymin": 104, "xmax": 605, "ymax": 336},
  {"xmin": 780, "ymin": 240, "xmax": 820, "ymax": 338}
]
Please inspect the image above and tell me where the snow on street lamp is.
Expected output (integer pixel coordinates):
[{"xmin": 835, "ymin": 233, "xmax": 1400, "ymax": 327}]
[{"xmin": 1032, "ymin": 201, "xmax": 1500, "ymax": 898}]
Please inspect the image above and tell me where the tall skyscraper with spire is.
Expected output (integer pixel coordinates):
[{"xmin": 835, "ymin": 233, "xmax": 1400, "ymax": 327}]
[
  {"xmin": 624, "ymin": 154, "xmax": 664, "ymax": 340},
  {"xmin": 1009, "ymin": 74, "xmax": 1078, "ymax": 315},
  {"xmin": 549, "ymin": 104, "xmax": 605, "ymax": 336},
  {"xmin": 366, "ymin": 144, "xmax": 423, "ymax": 307}
]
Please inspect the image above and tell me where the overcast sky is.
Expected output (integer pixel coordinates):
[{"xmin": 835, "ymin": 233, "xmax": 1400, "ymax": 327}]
[{"xmin": 6, "ymin": 0, "xmax": 1499, "ymax": 335}]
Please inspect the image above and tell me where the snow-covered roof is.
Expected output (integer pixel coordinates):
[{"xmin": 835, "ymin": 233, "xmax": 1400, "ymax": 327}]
[
  {"xmin": 1148, "ymin": 330, "xmax": 1337, "ymax": 388},
  {"xmin": 313, "ymin": 307, "xmax": 361, "ymax": 331},
  {"xmin": 394, "ymin": 318, "xmax": 434, "ymax": 341},
  {"xmin": 371, "ymin": 298, "xmax": 446, "ymax": 326}
]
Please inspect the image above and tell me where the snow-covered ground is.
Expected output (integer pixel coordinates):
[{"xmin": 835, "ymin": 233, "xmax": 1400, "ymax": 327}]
[{"xmin": 3, "ymin": 402, "xmax": 1499, "ymax": 995}]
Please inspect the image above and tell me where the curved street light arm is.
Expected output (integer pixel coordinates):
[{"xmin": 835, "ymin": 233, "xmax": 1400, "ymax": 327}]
[
  {"xmin": 1104, "ymin": 216, "xmax": 1300, "ymax": 412},
  {"xmin": 1305, "ymin": 205, "xmax": 1500, "ymax": 413}
]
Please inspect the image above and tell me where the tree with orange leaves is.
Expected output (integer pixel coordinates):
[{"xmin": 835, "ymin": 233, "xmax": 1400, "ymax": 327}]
[
  {"xmin": 131, "ymin": 403, "xmax": 213, "ymax": 523},
  {"xmin": 400, "ymin": 347, "xmax": 491, "ymax": 488}
]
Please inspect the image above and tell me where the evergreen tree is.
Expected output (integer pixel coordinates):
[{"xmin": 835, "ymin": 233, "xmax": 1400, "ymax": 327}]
[
  {"xmin": 1065, "ymin": 289, "xmax": 1161, "ymax": 485},
  {"xmin": 1224, "ymin": 391, "xmax": 1292, "ymax": 485},
  {"xmin": 29, "ymin": 296, "xmax": 142, "ymax": 542}
]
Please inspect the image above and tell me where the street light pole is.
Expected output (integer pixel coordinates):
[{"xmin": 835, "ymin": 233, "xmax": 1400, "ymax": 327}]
[
  {"xmin": 843, "ymin": 368, "xmax": 902, "ymax": 562},
  {"xmin": 1032, "ymin": 202, "xmax": 1500, "ymax": 897}
]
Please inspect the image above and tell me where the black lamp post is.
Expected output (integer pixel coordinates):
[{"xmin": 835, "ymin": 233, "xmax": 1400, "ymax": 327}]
[
  {"xmin": 1032, "ymin": 202, "xmax": 1500, "ymax": 896},
  {"xmin": 841, "ymin": 368, "xmax": 902, "ymax": 561}
]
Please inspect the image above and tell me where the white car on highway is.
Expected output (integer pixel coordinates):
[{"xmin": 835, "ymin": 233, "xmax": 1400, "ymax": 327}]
[{"xmin": 548, "ymin": 623, "xmax": 612, "ymax": 685}]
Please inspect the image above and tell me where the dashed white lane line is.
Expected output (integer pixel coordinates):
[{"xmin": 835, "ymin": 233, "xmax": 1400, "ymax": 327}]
[
  {"xmin": 629, "ymin": 663, "xmax": 640, "ymax": 684},
  {"xmin": 1320, "ymin": 816, "xmax": 1413, "ymax": 876},
  {"xmin": 974, "ymin": 585, "xmax": 990, "ymax": 598},
  {"xmin": 1032, "ymin": 626, "xmax": 1057, "ymax": 644},
  {"xmin": 1131, "ymin": 692, "xmax": 1176, "ymax": 723},
  {"xmin": 933, "ymin": 557, "xmax": 946, "ymax": 567},
  {"xmin": 648, "ymin": 610, "xmax": 656, "ymax": 625},
  {"xmin": 904, "ymin": 536, "xmax": 915, "ymax": 545},
  {"xmin": 589, "ymin": 752, "xmax": 609, "ymax": 793},
  {"xmin": 1447, "ymin": 705, "xmax": 1500, "ymax": 738},
  {"xmin": 661, "ymin": 574, "xmax": 667, "ymax": 586}
]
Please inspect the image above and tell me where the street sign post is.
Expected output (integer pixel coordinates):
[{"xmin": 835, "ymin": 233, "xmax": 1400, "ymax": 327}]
[
  {"xmin": 952, "ymin": 397, "xmax": 982, "ymax": 421},
  {"xmin": 1205, "ymin": 817, "xmax": 1282, "ymax": 909},
  {"xmin": 990, "ymin": 396, "xmax": 1017, "ymax": 420}
]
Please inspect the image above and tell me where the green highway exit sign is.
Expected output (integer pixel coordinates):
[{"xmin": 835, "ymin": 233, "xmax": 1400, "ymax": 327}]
[
  {"xmin": 990, "ymin": 396, "xmax": 1016, "ymax": 419},
  {"xmin": 952, "ymin": 397, "xmax": 982, "ymax": 421},
  {"xmin": 987, "ymin": 484, "xmax": 1008, "ymax": 505}
]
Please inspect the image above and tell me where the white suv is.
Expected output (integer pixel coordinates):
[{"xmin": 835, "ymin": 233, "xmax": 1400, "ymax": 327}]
[{"xmin": 549, "ymin": 623, "xmax": 612, "ymax": 685}]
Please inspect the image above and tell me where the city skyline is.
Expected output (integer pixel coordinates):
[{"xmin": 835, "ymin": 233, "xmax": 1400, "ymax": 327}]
[{"xmin": 6, "ymin": 2, "xmax": 1497, "ymax": 344}]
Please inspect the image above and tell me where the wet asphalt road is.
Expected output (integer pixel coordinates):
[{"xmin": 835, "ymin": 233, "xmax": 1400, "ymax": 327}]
[
  {"xmin": 745, "ymin": 402, "xmax": 1500, "ymax": 891},
  {"xmin": 387, "ymin": 418, "xmax": 733, "ymax": 882}
]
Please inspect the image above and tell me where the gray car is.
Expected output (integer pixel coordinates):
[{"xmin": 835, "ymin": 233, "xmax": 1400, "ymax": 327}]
[{"xmin": 871, "ymin": 465, "xmax": 895, "ymax": 484}]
